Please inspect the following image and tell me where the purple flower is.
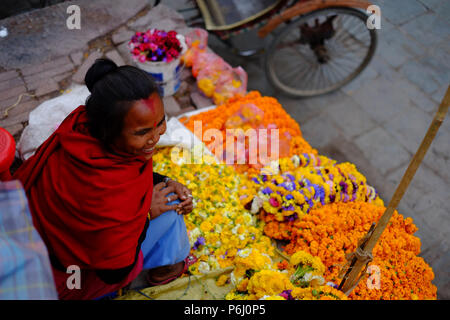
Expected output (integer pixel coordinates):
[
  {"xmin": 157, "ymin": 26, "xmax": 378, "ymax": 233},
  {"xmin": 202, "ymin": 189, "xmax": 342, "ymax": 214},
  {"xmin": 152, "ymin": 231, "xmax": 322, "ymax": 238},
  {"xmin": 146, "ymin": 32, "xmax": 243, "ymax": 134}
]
[
  {"xmin": 252, "ymin": 177, "xmax": 260, "ymax": 184},
  {"xmin": 280, "ymin": 182, "xmax": 295, "ymax": 191},
  {"xmin": 262, "ymin": 175, "xmax": 268, "ymax": 182},
  {"xmin": 193, "ymin": 236, "xmax": 205, "ymax": 250},
  {"xmin": 280, "ymin": 290, "xmax": 294, "ymax": 300},
  {"xmin": 285, "ymin": 194, "xmax": 294, "ymax": 200},
  {"xmin": 326, "ymin": 282, "xmax": 338, "ymax": 289},
  {"xmin": 286, "ymin": 174, "xmax": 295, "ymax": 181},
  {"xmin": 261, "ymin": 187, "xmax": 273, "ymax": 194},
  {"xmin": 282, "ymin": 205, "xmax": 294, "ymax": 211}
]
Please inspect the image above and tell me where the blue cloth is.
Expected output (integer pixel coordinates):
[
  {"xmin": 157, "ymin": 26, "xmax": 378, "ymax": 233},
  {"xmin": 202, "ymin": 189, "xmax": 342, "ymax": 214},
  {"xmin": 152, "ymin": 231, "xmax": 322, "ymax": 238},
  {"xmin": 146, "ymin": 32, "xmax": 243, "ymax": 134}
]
[
  {"xmin": 141, "ymin": 192, "xmax": 190, "ymax": 270},
  {"xmin": 0, "ymin": 180, "xmax": 58, "ymax": 300}
]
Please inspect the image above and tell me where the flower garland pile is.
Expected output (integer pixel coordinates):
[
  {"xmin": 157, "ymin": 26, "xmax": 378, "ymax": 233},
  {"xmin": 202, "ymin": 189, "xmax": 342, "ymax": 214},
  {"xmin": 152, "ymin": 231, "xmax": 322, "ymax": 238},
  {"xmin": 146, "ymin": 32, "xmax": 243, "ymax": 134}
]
[
  {"xmin": 129, "ymin": 29, "xmax": 183, "ymax": 63},
  {"xmin": 182, "ymin": 91, "xmax": 317, "ymax": 175},
  {"xmin": 152, "ymin": 146, "xmax": 275, "ymax": 274},
  {"xmin": 182, "ymin": 28, "xmax": 247, "ymax": 105},
  {"xmin": 240, "ymin": 155, "xmax": 384, "ymax": 227},
  {"xmin": 224, "ymin": 249, "xmax": 347, "ymax": 300},
  {"xmin": 279, "ymin": 201, "xmax": 437, "ymax": 300}
]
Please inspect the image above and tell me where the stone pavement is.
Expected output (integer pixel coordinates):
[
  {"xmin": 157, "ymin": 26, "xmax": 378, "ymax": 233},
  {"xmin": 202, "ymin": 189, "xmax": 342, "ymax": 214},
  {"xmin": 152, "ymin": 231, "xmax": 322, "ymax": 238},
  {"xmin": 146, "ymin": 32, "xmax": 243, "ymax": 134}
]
[
  {"xmin": 0, "ymin": 0, "xmax": 448, "ymax": 299},
  {"xmin": 189, "ymin": 0, "xmax": 449, "ymax": 298}
]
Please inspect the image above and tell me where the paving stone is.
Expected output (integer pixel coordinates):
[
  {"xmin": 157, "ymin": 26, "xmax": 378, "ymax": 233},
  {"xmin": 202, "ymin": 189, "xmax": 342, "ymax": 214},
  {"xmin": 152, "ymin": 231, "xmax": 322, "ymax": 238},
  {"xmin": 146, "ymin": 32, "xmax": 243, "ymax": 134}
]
[
  {"xmin": 127, "ymin": 4, "xmax": 186, "ymax": 32},
  {"xmin": 70, "ymin": 51, "xmax": 84, "ymax": 66},
  {"xmin": 0, "ymin": 70, "xmax": 19, "ymax": 82},
  {"xmin": 2, "ymin": 123, "xmax": 23, "ymax": 137},
  {"xmin": 111, "ymin": 26, "xmax": 135, "ymax": 45},
  {"xmin": 0, "ymin": 76, "xmax": 24, "ymax": 92},
  {"xmin": 163, "ymin": 95, "xmax": 181, "ymax": 117},
  {"xmin": 340, "ymin": 63, "xmax": 379, "ymax": 95},
  {"xmin": 399, "ymin": 59, "xmax": 441, "ymax": 95},
  {"xmin": 105, "ymin": 49, "xmax": 126, "ymax": 66},
  {"xmin": 299, "ymin": 116, "xmax": 342, "ymax": 150},
  {"xmin": 417, "ymin": 0, "xmax": 447, "ymax": 10},
  {"xmin": 53, "ymin": 71, "xmax": 74, "ymax": 83},
  {"xmin": 20, "ymin": 56, "xmax": 71, "ymax": 76},
  {"xmin": 277, "ymin": 96, "xmax": 322, "ymax": 126},
  {"xmin": 418, "ymin": 45, "xmax": 450, "ymax": 86},
  {"xmin": 354, "ymin": 127, "xmax": 411, "ymax": 176},
  {"xmin": 418, "ymin": 229, "xmax": 450, "ymax": 300},
  {"xmin": 376, "ymin": 26, "xmax": 427, "ymax": 68},
  {"xmin": 0, "ymin": 85, "xmax": 27, "ymax": 103},
  {"xmin": 400, "ymin": 12, "xmax": 450, "ymax": 47},
  {"xmin": 423, "ymin": 128, "xmax": 450, "ymax": 181},
  {"xmin": 385, "ymin": 72, "xmax": 439, "ymax": 114},
  {"xmin": 350, "ymin": 78, "xmax": 412, "ymax": 124},
  {"xmin": 190, "ymin": 91, "xmax": 214, "ymax": 109},
  {"xmin": 244, "ymin": 60, "xmax": 275, "ymax": 97},
  {"xmin": 386, "ymin": 163, "xmax": 449, "ymax": 213},
  {"xmin": 24, "ymin": 62, "xmax": 75, "ymax": 90},
  {"xmin": 116, "ymin": 42, "xmax": 135, "ymax": 66},
  {"xmin": 326, "ymin": 95, "xmax": 377, "ymax": 139},
  {"xmin": 383, "ymin": 104, "xmax": 433, "ymax": 153},
  {"xmin": 34, "ymin": 79, "xmax": 60, "ymax": 97},
  {"xmin": 72, "ymin": 50, "xmax": 103, "ymax": 84},
  {"xmin": 375, "ymin": 0, "xmax": 428, "ymax": 25},
  {"xmin": 0, "ymin": 99, "xmax": 39, "ymax": 120}
]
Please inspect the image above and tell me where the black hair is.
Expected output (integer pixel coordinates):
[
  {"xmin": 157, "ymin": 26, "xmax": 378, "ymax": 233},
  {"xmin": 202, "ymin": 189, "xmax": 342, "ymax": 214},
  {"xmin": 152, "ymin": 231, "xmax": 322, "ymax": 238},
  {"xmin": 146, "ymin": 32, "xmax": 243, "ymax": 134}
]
[{"xmin": 84, "ymin": 58, "xmax": 160, "ymax": 148}]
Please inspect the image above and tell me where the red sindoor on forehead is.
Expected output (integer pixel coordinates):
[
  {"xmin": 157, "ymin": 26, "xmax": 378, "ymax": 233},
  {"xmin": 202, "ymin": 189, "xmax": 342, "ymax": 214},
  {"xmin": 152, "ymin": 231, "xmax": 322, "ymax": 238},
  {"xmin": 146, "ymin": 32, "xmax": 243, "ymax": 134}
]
[{"xmin": 142, "ymin": 96, "xmax": 158, "ymax": 127}]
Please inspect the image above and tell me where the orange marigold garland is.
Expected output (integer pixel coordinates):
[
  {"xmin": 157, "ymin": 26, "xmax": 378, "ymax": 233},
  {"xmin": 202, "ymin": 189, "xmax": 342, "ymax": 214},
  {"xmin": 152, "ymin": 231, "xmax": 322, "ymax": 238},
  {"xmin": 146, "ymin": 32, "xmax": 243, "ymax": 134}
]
[{"xmin": 281, "ymin": 201, "xmax": 437, "ymax": 300}]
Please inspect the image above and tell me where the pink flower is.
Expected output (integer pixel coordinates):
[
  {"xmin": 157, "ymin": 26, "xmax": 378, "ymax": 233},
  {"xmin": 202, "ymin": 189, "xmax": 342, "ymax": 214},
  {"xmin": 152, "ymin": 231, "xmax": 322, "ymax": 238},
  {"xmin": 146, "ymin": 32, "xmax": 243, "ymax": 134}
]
[{"xmin": 269, "ymin": 197, "xmax": 280, "ymax": 207}]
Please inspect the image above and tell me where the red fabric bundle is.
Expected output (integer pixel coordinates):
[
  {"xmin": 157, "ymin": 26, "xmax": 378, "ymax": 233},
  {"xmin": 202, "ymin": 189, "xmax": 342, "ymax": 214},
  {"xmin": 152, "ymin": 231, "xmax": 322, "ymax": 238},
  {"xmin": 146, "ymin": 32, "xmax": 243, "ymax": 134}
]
[{"xmin": 13, "ymin": 105, "xmax": 153, "ymax": 270}]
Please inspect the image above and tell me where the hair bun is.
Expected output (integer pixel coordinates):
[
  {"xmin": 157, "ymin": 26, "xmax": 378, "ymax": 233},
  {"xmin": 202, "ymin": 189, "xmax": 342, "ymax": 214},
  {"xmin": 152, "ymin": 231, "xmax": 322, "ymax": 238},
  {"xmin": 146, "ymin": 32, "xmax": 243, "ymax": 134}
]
[{"xmin": 84, "ymin": 58, "xmax": 118, "ymax": 92}]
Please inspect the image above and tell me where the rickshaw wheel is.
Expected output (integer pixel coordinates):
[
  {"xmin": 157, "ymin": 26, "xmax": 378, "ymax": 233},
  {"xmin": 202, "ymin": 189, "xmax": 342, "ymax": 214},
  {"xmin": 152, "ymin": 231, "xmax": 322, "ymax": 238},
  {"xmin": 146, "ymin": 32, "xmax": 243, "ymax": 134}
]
[{"xmin": 264, "ymin": 7, "xmax": 377, "ymax": 98}]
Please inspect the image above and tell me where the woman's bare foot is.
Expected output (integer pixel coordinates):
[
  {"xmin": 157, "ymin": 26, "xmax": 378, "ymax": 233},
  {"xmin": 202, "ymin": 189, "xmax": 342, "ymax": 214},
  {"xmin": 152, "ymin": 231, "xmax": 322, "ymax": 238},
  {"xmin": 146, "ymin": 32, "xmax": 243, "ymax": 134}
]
[{"xmin": 146, "ymin": 261, "xmax": 185, "ymax": 284}]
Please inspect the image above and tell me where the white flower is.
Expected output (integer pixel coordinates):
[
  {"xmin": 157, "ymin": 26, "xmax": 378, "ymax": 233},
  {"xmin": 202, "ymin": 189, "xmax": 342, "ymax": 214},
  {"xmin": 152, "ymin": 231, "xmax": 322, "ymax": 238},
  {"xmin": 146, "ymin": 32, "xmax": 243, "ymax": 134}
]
[
  {"xmin": 259, "ymin": 295, "xmax": 271, "ymax": 300},
  {"xmin": 214, "ymin": 224, "xmax": 222, "ymax": 233},
  {"xmin": 189, "ymin": 228, "xmax": 201, "ymax": 246},
  {"xmin": 291, "ymin": 155, "xmax": 300, "ymax": 167},
  {"xmin": 237, "ymin": 248, "xmax": 252, "ymax": 258},
  {"xmin": 198, "ymin": 210, "xmax": 208, "ymax": 220},
  {"xmin": 304, "ymin": 272, "xmax": 325, "ymax": 285},
  {"xmin": 242, "ymin": 212, "xmax": 254, "ymax": 225},
  {"xmin": 198, "ymin": 261, "xmax": 211, "ymax": 274},
  {"xmin": 208, "ymin": 256, "xmax": 220, "ymax": 270},
  {"xmin": 231, "ymin": 224, "xmax": 240, "ymax": 235},
  {"xmin": 230, "ymin": 272, "xmax": 242, "ymax": 286},
  {"xmin": 250, "ymin": 196, "xmax": 263, "ymax": 214}
]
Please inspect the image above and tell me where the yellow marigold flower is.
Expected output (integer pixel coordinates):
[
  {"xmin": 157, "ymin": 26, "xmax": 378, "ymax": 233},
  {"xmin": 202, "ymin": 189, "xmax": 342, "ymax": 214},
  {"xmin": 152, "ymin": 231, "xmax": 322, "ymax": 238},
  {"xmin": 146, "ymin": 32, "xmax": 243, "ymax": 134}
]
[
  {"xmin": 247, "ymin": 270, "xmax": 294, "ymax": 299},
  {"xmin": 216, "ymin": 275, "xmax": 229, "ymax": 287}
]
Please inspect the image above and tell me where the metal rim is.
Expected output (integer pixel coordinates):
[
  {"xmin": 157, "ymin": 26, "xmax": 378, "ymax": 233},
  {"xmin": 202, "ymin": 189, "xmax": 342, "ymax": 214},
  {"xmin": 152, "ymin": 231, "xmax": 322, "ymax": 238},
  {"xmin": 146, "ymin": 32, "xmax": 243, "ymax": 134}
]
[{"xmin": 265, "ymin": 7, "xmax": 377, "ymax": 97}]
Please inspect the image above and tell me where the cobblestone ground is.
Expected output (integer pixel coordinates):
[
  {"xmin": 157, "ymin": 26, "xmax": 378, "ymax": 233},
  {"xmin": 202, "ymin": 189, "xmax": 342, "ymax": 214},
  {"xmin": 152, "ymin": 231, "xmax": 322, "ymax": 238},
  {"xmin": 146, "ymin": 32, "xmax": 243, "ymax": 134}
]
[{"xmin": 0, "ymin": 0, "xmax": 448, "ymax": 299}]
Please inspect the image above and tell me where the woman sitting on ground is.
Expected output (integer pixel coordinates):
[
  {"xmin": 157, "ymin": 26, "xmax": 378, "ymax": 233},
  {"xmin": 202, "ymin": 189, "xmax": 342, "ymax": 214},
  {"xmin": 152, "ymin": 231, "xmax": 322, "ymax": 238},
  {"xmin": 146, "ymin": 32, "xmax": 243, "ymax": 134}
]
[{"xmin": 13, "ymin": 58, "xmax": 195, "ymax": 300}]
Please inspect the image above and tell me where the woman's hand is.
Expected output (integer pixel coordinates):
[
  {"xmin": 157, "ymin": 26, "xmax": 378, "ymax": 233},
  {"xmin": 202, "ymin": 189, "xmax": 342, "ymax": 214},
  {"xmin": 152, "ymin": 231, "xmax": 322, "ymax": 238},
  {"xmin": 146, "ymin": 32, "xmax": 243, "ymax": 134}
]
[
  {"xmin": 150, "ymin": 182, "xmax": 179, "ymax": 220},
  {"xmin": 166, "ymin": 179, "xmax": 193, "ymax": 215}
]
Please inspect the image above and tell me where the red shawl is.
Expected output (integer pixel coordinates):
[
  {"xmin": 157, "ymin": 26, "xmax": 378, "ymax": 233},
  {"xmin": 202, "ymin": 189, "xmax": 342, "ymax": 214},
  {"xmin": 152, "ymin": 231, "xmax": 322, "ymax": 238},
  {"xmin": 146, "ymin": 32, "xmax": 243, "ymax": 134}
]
[{"xmin": 13, "ymin": 105, "xmax": 153, "ymax": 270}]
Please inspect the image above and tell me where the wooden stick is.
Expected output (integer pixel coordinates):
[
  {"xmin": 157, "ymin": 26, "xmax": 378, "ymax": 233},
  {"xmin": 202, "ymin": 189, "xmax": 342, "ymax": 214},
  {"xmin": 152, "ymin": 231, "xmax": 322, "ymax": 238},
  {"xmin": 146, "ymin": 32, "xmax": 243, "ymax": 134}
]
[{"xmin": 339, "ymin": 85, "xmax": 450, "ymax": 295}]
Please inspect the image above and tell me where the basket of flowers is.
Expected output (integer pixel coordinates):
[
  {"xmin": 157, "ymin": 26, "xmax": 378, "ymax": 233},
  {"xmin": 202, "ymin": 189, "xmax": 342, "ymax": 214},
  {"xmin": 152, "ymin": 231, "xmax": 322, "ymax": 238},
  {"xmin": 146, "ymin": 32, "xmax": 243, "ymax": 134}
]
[{"xmin": 129, "ymin": 29, "xmax": 187, "ymax": 96}]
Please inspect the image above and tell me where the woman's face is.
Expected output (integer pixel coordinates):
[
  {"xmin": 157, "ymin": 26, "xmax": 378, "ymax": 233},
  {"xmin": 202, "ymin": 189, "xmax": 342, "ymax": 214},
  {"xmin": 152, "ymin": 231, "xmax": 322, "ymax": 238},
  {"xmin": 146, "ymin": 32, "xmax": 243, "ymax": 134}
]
[{"xmin": 114, "ymin": 92, "xmax": 166, "ymax": 160}]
